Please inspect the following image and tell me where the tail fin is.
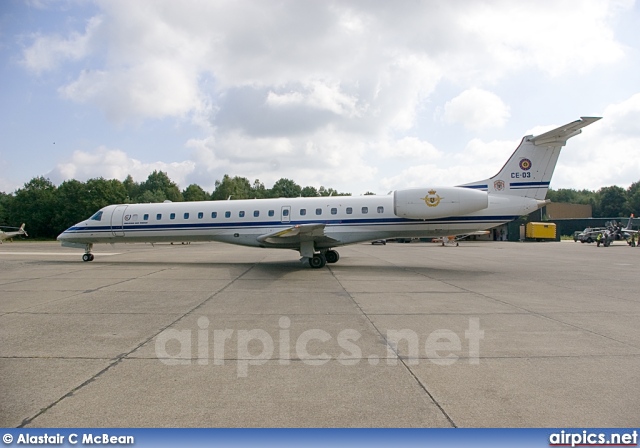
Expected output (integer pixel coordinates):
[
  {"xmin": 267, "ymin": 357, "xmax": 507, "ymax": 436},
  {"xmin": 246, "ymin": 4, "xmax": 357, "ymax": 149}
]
[
  {"xmin": 625, "ymin": 214, "xmax": 634, "ymax": 231},
  {"xmin": 460, "ymin": 117, "xmax": 601, "ymax": 200},
  {"xmin": 19, "ymin": 224, "xmax": 27, "ymax": 237}
]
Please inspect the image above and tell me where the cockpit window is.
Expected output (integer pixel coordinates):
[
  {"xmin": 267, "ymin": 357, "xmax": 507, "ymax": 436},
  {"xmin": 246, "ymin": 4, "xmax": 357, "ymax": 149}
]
[{"xmin": 90, "ymin": 211, "xmax": 103, "ymax": 221}]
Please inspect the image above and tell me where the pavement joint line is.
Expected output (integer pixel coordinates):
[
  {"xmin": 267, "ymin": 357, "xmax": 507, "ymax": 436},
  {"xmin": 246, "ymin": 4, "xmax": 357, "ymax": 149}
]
[
  {"xmin": 327, "ymin": 257, "xmax": 458, "ymax": 429},
  {"xmin": 401, "ymin": 266, "xmax": 640, "ymax": 352},
  {"xmin": 0, "ymin": 267, "xmax": 170, "ymax": 314},
  {"xmin": 5, "ymin": 353, "xmax": 640, "ymax": 361},
  {"xmin": 16, "ymin": 260, "xmax": 260, "ymax": 428}
]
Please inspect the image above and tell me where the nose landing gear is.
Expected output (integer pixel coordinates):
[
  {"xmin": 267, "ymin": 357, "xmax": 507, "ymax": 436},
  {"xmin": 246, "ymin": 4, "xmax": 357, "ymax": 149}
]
[{"xmin": 82, "ymin": 244, "xmax": 94, "ymax": 262}]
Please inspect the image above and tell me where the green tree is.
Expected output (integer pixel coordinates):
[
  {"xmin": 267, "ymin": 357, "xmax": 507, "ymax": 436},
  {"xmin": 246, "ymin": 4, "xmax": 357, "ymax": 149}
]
[
  {"xmin": 318, "ymin": 186, "xmax": 350, "ymax": 197},
  {"xmin": 270, "ymin": 178, "xmax": 302, "ymax": 198},
  {"xmin": 53, "ymin": 179, "xmax": 89, "ymax": 233},
  {"xmin": 84, "ymin": 178, "xmax": 127, "ymax": 211},
  {"xmin": 211, "ymin": 175, "xmax": 253, "ymax": 200},
  {"xmin": 251, "ymin": 179, "xmax": 267, "ymax": 199},
  {"xmin": 0, "ymin": 191, "xmax": 13, "ymax": 226},
  {"xmin": 182, "ymin": 184, "xmax": 210, "ymax": 201},
  {"xmin": 139, "ymin": 171, "xmax": 182, "ymax": 202},
  {"xmin": 138, "ymin": 189, "xmax": 167, "ymax": 203},
  {"xmin": 594, "ymin": 185, "xmax": 628, "ymax": 218},
  {"xmin": 123, "ymin": 175, "xmax": 139, "ymax": 202},
  {"xmin": 9, "ymin": 177, "xmax": 57, "ymax": 238},
  {"xmin": 625, "ymin": 181, "xmax": 640, "ymax": 215},
  {"xmin": 301, "ymin": 186, "xmax": 319, "ymax": 197}
]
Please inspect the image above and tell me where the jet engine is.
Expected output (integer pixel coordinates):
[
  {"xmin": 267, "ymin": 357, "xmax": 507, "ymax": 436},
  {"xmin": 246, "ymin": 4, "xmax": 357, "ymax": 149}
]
[{"xmin": 393, "ymin": 186, "xmax": 489, "ymax": 219}]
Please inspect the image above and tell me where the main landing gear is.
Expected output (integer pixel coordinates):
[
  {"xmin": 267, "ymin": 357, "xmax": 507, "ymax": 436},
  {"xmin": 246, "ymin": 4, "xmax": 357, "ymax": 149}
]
[
  {"xmin": 82, "ymin": 244, "xmax": 94, "ymax": 262},
  {"xmin": 306, "ymin": 249, "xmax": 340, "ymax": 269}
]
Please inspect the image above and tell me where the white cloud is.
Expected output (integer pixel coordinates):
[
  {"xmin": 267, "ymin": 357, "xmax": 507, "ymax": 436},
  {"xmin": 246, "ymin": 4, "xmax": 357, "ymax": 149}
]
[
  {"xmin": 553, "ymin": 95, "xmax": 640, "ymax": 190},
  {"xmin": 266, "ymin": 80, "xmax": 363, "ymax": 118},
  {"xmin": 48, "ymin": 147, "xmax": 196, "ymax": 187},
  {"xmin": 443, "ymin": 88, "xmax": 511, "ymax": 130},
  {"xmin": 380, "ymin": 137, "xmax": 518, "ymax": 191},
  {"xmin": 452, "ymin": 0, "xmax": 629, "ymax": 80},
  {"xmin": 375, "ymin": 137, "xmax": 442, "ymax": 160},
  {"xmin": 12, "ymin": 0, "xmax": 637, "ymax": 196},
  {"xmin": 20, "ymin": 16, "xmax": 102, "ymax": 74}
]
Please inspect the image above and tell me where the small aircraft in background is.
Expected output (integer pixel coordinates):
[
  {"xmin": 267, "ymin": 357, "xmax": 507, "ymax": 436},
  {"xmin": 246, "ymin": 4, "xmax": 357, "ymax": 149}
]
[
  {"xmin": 588, "ymin": 215, "xmax": 638, "ymax": 247},
  {"xmin": 0, "ymin": 224, "xmax": 27, "ymax": 243},
  {"xmin": 604, "ymin": 215, "xmax": 637, "ymax": 247},
  {"xmin": 433, "ymin": 231, "xmax": 490, "ymax": 246}
]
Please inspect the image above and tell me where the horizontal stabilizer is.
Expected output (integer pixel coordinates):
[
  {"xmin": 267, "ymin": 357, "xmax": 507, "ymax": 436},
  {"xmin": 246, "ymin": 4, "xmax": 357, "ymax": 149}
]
[{"xmin": 530, "ymin": 117, "xmax": 601, "ymax": 147}]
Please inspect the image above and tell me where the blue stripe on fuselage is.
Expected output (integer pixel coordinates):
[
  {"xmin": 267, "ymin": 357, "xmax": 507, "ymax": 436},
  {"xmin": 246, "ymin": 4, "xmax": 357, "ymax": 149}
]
[{"xmin": 62, "ymin": 215, "xmax": 519, "ymax": 235}]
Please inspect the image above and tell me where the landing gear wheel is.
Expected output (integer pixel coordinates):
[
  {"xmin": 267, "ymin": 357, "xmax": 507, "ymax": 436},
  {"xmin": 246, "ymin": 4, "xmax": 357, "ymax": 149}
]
[
  {"xmin": 324, "ymin": 250, "xmax": 339, "ymax": 264},
  {"xmin": 309, "ymin": 253, "xmax": 327, "ymax": 269},
  {"xmin": 82, "ymin": 253, "xmax": 93, "ymax": 262}
]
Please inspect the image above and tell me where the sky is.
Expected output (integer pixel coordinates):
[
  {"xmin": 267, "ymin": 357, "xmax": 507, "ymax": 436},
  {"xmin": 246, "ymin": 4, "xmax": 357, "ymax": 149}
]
[{"xmin": 1, "ymin": 0, "xmax": 640, "ymax": 195}]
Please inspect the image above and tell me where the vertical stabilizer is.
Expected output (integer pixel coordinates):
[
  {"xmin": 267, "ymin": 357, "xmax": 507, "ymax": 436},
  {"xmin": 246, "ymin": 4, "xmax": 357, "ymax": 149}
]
[{"xmin": 460, "ymin": 117, "xmax": 601, "ymax": 200}]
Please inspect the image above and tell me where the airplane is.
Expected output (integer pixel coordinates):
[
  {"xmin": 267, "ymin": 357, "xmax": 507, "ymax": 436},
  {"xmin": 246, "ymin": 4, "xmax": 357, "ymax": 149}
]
[
  {"xmin": 434, "ymin": 231, "xmax": 490, "ymax": 247},
  {"xmin": 597, "ymin": 215, "xmax": 638, "ymax": 247},
  {"xmin": 0, "ymin": 224, "xmax": 27, "ymax": 243},
  {"xmin": 57, "ymin": 116, "xmax": 601, "ymax": 268}
]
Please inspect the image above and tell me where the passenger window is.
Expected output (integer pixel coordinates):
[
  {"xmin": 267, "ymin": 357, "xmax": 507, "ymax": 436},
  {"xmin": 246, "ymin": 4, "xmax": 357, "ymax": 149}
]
[
  {"xmin": 362, "ymin": 207, "xmax": 368, "ymax": 214},
  {"xmin": 316, "ymin": 208, "xmax": 322, "ymax": 215},
  {"xmin": 283, "ymin": 209, "xmax": 289, "ymax": 217},
  {"xmin": 346, "ymin": 207, "xmax": 352, "ymax": 215},
  {"xmin": 198, "ymin": 212, "xmax": 204, "ymax": 219},
  {"xmin": 254, "ymin": 210, "xmax": 259, "ymax": 217},
  {"xmin": 184, "ymin": 213, "xmax": 189, "ymax": 219},
  {"xmin": 170, "ymin": 213, "xmax": 176, "ymax": 220},
  {"xmin": 331, "ymin": 208, "xmax": 337, "ymax": 215},
  {"xmin": 377, "ymin": 206, "xmax": 384, "ymax": 214},
  {"xmin": 143, "ymin": 214, "xmax": 149, "ymax": 221},
  {"xmin": 300, "ymin": 209, "xmax": 307, "ymax": 216},
  {"xmin": 156, "ymin": 214, "xmax": 162, "ymax": 220},
  {"xmin": 90, "ymin": 211, "xmax": 103, "ymax": 221},
  {"xmin": 211, "ymin": 212, "xmax": 217, "ymax": 219},
  {"xmin": 225, "ymin": 211, "xmax": 231, "ymax": 218},
  {"xmin": 268, "ymin": 210, "xmax": 275, "ymax": 217},
  {"xmin": 239, "ymin": 211, "xmax": 245, "ymax": 218}
]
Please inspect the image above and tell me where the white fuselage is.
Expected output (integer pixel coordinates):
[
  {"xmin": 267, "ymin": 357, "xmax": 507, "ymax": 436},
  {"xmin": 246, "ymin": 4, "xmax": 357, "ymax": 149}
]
[{"xmin": 57, "ymin": 193, "xmax": 540, "ymax": 249}]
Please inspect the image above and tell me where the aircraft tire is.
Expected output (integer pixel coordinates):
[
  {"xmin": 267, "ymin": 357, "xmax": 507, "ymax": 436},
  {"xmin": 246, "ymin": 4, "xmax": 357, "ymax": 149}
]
[
  {"xmin": 309, "ymin": 254, "xmax": 326, "ymax": 269},
  {"xmin": 325, "ymin": 250, "xmax": 339, "ymax": 264},
  {"xmin": 82, "ymin": 254, "xmax": 92, "ymax": 262}
]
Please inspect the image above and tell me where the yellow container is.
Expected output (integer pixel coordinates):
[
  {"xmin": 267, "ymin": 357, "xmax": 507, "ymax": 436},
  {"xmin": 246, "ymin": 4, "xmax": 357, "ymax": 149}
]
[{"xmin": 526, "ymin": 222, "xmax": 556, "ymax": 239}]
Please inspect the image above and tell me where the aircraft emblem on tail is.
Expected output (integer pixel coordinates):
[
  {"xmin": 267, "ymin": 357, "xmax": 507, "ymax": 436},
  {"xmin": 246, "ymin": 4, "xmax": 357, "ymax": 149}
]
[{"xmin": 519, "ymin": 158, "xmax": 532, "ymax": 171}]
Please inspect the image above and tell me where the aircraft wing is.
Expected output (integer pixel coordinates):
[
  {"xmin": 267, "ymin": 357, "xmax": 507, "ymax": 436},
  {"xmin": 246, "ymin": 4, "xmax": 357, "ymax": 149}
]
[{"xmin": 256, "ymin": 223, "xmax": 340, "ymax": 247}]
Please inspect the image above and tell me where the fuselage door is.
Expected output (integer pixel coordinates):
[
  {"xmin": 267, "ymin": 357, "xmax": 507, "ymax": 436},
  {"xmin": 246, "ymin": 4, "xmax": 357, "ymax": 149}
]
[
  {"xmin": 111, "ymin": 205, "xmax": 128, "ymax": 237},
  {"xmin": 281, "ymin": 206, "xmax": 291, "ymax": 223}
]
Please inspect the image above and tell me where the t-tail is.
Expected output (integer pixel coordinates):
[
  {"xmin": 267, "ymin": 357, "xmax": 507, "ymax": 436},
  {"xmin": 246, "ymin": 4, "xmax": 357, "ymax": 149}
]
[{"xmin": 460, "ymin": 117, "xmax": 601, "ymax": 200}]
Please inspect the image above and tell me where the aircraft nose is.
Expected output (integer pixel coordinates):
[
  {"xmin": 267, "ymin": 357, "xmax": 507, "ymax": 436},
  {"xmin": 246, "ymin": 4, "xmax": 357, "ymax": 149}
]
[
  {"xmin": 57, "ymin": 222, "xmax": 83, "ymax": 241},
  {"xmin": 57, "ymin": 230, "xmax": 70, "ymax": 241}
]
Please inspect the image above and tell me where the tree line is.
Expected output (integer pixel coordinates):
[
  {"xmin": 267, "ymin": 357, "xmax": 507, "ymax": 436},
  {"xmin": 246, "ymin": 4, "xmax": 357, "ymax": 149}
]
[
  {"xmin": 0, "ymin": 170, "xmax": 638, "ymax": 239},
  {"xmin": 0, "ymin": 171, "xmax": 350, "ymax": 239},
  {"xmin": 546, "ymin": 182, "xmax": 640, "ymax": 219}
]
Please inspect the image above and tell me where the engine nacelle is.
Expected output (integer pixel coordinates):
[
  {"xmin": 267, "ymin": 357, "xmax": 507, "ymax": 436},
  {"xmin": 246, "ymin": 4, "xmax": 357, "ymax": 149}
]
[{"xmin": 393, "ymin": 186, "xmax": 489, "ymax": 219}]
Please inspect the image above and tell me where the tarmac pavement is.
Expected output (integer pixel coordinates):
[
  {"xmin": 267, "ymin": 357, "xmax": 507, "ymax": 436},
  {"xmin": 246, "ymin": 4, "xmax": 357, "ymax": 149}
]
[{"xmin": 0, "ymin": 239, "xmax": 638, "ymax": 427}]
